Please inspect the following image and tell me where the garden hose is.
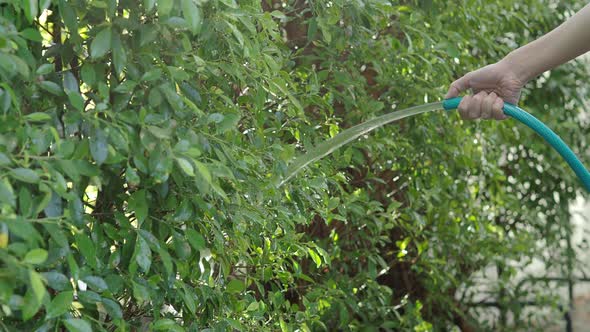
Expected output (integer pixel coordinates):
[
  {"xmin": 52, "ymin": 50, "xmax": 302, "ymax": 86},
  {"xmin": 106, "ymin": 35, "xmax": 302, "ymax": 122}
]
[
  {"xmin": 443, "ymin": 97, "xmax": 590, "ymax": 192},
  {"xmin": 280, "ymin": 97, "xmax": 590, "ymax": 192}
]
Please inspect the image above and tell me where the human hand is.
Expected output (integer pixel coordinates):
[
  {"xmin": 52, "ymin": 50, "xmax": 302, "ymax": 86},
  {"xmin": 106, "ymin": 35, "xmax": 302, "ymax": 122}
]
[{"xmin": 445, "ymin": 60, "xmax": 526, "ymax": 120}]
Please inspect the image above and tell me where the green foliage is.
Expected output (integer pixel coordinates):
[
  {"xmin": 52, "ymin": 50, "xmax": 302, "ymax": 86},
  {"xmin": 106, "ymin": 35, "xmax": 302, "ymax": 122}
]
[{"xmin": 0, "ymin": 0, "xmax": 588, "ymax": 331}]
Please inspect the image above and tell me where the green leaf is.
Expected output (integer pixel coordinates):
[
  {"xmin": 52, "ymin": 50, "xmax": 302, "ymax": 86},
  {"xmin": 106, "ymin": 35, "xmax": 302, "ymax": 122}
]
[
  {"xmin": 0, "ymin": 153, "xmax": 10, "ymax": 166},
  {"xmin": 179, "ymin": 82, "xmax": 201, "ymax": 104},
  {"xmin": 165, "ymin": 17, "xmax": 186, "ymax": 30},
  {"xmin": 194, "ymin": 161, "xmax": 212, "ymax": 184},
  {"xmin": 132, "ymin": 281, "xmax": 150, "ymax": 303},
  {"xmin": 8, "ymin": 55, "xmax": 31, "ymax": 78},
  {"xmin": 218, "ymin": 0, "xmax": 237, "ymax": 8},
  {"xmin": 175, "ymin": 157, "xmax": 194, "ymax": 176},
  {"xmin": 20, "ymin": 28, "xmax": 42, "ymax": 42},
  {"xmin": 112, "ymin": 32, "xmax": 127, "ymax": 75},
  {"xmin": 66, "ymin": 254, "xmax": 79, "ymax": 281},
  {"xmin": 129, "ymin": 190, "xmax": 148, "ymax": 225},
  {"xmin": 78, "ymin": 290, "xmax": 101, "ymax": 304},
  {"xmin": 81, "ymin": 64, "xmax": 96, "ymax": 86},
  {"xmin": 24, "ymin": 248, "xmax": 48, "ymax": 265},
  {"xmin": 0, "ymin": 179, "xmax": 15, "ymax": 207},
  {"xmin": 107, "ymin": 0, "xmax": 117, "ymax": 16},
  {"xmin": 144, "ymin": 0, "xmax": 156, "ymax": 12},
  {"xmin": 69, "ymin": 196, "xmax": 85, "ymax": 225},
  {"xmin": 59, "ymin": 0, "xmax": 78, "ymax": 35},
  {"xmin": 226, "ymin": 279, "xmax": 245, "ymax": 294},
  {"xmin": 40, "ymin": 0, "xmax": 51, "ymax": 11},
  {"xmin": 172, "ymin": 199, "xmax": 192, "ymax": 222},
  {"xmin": 75, "ymin": 233, "xmax": 97, "ymax": 269},
  {"xmin": 146, "ymin": 125, "xmax": 170, "ymax": 139},
  {"xmin": 168, "ymin": 66, "xmax": 189, "ymax": 81},
  {"xmin": 157, "ymin": 0, "xmax": 174, "ymax": 17},
  {"xmin": 30, "ymin": 270, "xmax": 46, "ymax": 303},
  {"xmin": 148, "ymin": 150, "xmax": 172, "ymax": 183},
  {"xmin": 36, "ymin": 64, "xmax": 54, "ymax": 75},
  {"xmin": 160, "ymin": 84, "xmax": 184, "ymax": 112},
  {"xmin": 35, "ymin": 185, "xmax": 53, "ymax": 215},
  {"xmin": 181, "ymin": 0, "xmax": 202, "ymax": 35},
  {"xmin": 91, "ymin": 27, "xmax": 112, "ymax": 59},
  {"xmin": 63, "ymin": 318, "xmax": 92, "ymax": 332},
  {"xmin": 148, "ymin": 89, "xmax": 163, "ymax": 107},
  {"xmin": 308, "ymin": 248, "xmax": 321, "ymax": 268},
  {"xmin": 102, "ymin": 298, "xmax": 123, "ymax": 319},
  {"xmin": 152, "ymin": 319, "xmax": 180, "ymax": 331},
  {"xmin": 25, "ymin": 112, "xmax": 52, "ymax": 122},
  {"xmin": 22, "ymin": 286, "xmax": 44, "ymax": 320},
  {"xmin": 186, "ymin": 229, "xmax": 205, "ymax": 251},
  {"xmin": 23, "ymin": 0, "xmax": 38, "ymax": 23},
  {"xmin": 173, "ymin": 233, "xmax": 191, "ymax": 259},
  {"xmin": 44, "ymin": 224, "xmax": 69, "ymax": 248},
  {"xmin": 90, "ymin": 128, "xmax": 108, "ymax": 165},
  {"xmin": 225, "ymin": 319, "xmax": 243, "ymax": 330},
  {"xmin": 226, "ymin": 21, "xmax": 244, "ymax": 46},
  {"xmin": 113, "ymin": 80, "xmax": 136, "ymax": 93},
  {"xmin": 270, "ymin": 10, "xmax": 287, "ymax": 20},
  {"xmin": 181, "ymin": 286, "xmax": 196, "ymax": 314},
  {"xmin": 64, "ymin": 72, "xmax": 84, "ymax": 112},
  {"xmin": 141, "ymin": 68, "xmax": 162, "ymax": 82},
  {"xmin": 10, "ymin": 168, "xmax": 40, "ymax": 183},
  {"xmin": 134, "ymin": 235, "xmax": 152, "ymax": 273},
  {"xmin": 247, "ymin": 301, "xmax": 259, "ymax": 311},
  {"xmin": 46, "ymin": 291, "xmax": 73, "ymax": 319},
  {"xmin": 158, "ymin": 247, "xmax": 173, "ymax": 276},
  {"xmin": 280, "ymin": 318, "xmax": 289, "ymax": 332},
  {"xmin": 19, "ymin": 187, "xmax": 33, "ymax": 216},
  {"xmin": 82, "ymin": 276, "xmax": 108, "ymax": 292},
  {"xmin": 39, "ymin": 81, "xmax": 63, "ymax": 96},
  {"xmin": 315, "ymin": 246, "xmax": 331, "ymax": 266},
  {"xmin": 63, "ymin": 71, "xmax": 79, "ymax": 93},
  {"xmin": 217, "ymin": 112, "xmax": 240, "ymax": 133},
  {"xmin": 5, "ymin": 216, "xmax": 41, "ymax": 244},
  {"xmin": 66, "ymin": 91, "xmax": 85, "ymax": 111},
  {"xmin": 126, "ymin": 165, "xmax": 141, "ymax": 185},
  {"xmin": 90, "ymin": 1, "xmax": 108, "ymax": 8},
  {"xmin": 208, "ymin": 113, "xmax": 224, "ymax": 124}
]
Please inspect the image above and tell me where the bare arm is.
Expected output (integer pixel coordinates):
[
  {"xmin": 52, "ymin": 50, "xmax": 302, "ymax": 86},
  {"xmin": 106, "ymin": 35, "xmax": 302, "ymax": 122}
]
[
  {"xmin": 446, "ymin": 4, "xmax": 590, "ymax": 120},
  {"xmin": 507, "ymin": 3, "xmax": 590, "ymax": 82}
]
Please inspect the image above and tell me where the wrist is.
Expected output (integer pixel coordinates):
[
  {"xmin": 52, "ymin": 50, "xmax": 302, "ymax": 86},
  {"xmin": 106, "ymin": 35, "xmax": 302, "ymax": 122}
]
[{"xmin": 500, "ymin": 51, "xmax": 534, "ymax": 84}]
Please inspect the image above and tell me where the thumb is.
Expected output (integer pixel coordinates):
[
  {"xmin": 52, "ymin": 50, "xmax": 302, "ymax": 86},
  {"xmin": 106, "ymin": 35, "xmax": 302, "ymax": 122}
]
[{"xmin": 445, "ymin": 74, "xmax": 471, "ymax": 99}]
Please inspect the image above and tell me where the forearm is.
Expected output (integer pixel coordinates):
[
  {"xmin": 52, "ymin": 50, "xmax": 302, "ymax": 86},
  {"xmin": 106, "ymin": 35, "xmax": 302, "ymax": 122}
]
[{"xmin": 503, "ymin": 3, "xmax": 590, "ymax": 82}]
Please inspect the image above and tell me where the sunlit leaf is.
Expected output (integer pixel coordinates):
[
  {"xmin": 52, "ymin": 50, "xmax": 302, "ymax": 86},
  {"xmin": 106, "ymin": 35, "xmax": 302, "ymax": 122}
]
[
  {"xmin": 91, "ymin": 27, "xmax": 112, "ymax": 59},
  {"xmin": 24, "ymin": 249, "xmax": 48, "ymax": 265}
]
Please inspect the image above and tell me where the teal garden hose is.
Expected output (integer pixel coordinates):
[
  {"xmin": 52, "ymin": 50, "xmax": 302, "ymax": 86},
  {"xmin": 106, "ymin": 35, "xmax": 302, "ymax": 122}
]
[
  {"xmin": 279, "ymin": 96, "xmax": 590, "ymax": 192},
  {"xmin": 443, "ymin": 97, "xmax": 590, "ymax": 192}
]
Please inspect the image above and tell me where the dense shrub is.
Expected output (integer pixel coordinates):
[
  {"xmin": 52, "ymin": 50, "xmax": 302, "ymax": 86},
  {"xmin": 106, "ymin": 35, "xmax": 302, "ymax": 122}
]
[{"xmin": 0, "ymin": 0, "xmax": 588, "ymax": 331}]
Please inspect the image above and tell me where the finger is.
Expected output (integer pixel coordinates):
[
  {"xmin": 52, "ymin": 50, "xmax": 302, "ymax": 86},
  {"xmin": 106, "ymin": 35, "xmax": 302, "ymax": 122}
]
[
  {"xmin": 445, "ymin": 74, "xmax": 471, "ymax": 99},
  {"xmin": 458, "ymin": 95, "xmax": 473, "ymax": 120},
  {"xmin": 492, "ymin": 98, "xmax": 507, "ymax": 120},
  {"xmin": 481, "ymin": 92, "xmax": 497, "ymax": 119},
  {"xmin": 469, "ymin": 91, "xmax": 487, "ymax": 119}
]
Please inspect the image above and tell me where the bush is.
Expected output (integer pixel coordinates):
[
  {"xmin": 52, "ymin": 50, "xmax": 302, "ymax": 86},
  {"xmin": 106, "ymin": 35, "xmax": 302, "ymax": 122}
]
[{"xmin": 0, "ymin": 0, "xmax": 588, "ymax": 331}]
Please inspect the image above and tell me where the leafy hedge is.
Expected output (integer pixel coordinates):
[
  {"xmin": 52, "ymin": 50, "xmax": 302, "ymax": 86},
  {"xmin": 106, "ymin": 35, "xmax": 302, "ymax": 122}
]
[{"xmin": 0, "ymin": 0, "xmax": 588, "ymax": 331}]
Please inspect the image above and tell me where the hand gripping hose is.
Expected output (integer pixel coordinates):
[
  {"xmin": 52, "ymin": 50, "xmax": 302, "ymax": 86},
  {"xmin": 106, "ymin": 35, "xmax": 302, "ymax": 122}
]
[{"xmin": 443, "ymin": 97, "xmax": 590, "ymax": 192}]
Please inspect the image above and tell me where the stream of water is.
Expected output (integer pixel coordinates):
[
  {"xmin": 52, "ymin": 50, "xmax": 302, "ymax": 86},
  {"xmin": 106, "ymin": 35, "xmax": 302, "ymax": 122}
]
[{"xmin": 278, "ymin": 101, "xmax": 445, "ymax": 187}]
